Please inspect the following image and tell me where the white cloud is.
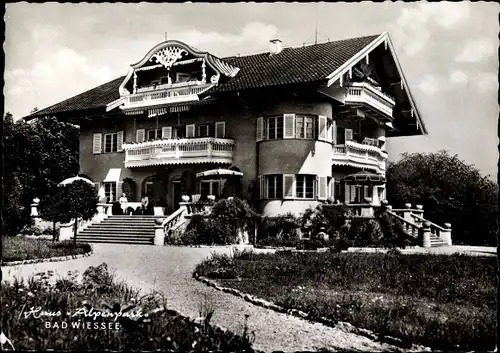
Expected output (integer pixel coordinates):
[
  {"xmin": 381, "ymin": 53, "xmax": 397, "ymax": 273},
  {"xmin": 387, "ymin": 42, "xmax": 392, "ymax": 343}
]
[
  {"xmin": 456, "ymin": 38, "xmax": 496, "ymax": 63},
  {"xmin": 475, "ymin": 72, "xmax": 498, "ymax": 93},
  {"xmin": 171, "ymin": 22, "xmax": 278, "ymax": 55},
  {"xmin": 391, "ymin": 2, "xmax": 471, "ymax": 57},
  {"xmin": 5, "ymin": 45, "xmax": 112, "ymax": 117},
  {"xmin": 449, "ymin": 70, "xmax": 468, "ymax": 85},
  {"xmin": 417, "ymin": 74, "xmax": 440, "ymax": 94}
]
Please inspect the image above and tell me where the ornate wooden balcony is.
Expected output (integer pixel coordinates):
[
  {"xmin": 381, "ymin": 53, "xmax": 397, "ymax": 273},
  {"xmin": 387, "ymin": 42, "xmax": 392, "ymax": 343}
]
[
  {"xmin": 343, "ymin": 82, "xmax": 395, "ymax": 117},
  {"xmin": 121, "ymin": 82, "xmax": 214, "ymax": 111},
  {"xmin": 332, "ymin": 140, "xmax": 388, "ymax": 173},
  {"xmin": 122, "ymin": 137, "xmax": 234, "ymax": 168}
]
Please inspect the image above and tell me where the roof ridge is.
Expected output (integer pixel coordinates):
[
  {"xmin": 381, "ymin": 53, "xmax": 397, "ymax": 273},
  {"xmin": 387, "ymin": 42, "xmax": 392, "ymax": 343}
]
[{"xmin": 222, "ymin": 33, "xmax": 381, "ymax": 60}]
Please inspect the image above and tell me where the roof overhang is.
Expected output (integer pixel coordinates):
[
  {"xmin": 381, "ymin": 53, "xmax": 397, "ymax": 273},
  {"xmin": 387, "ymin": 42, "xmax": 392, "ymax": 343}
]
[{"xmin": 325, "ymin": 32, "xmax": 427, "ymax": 136}]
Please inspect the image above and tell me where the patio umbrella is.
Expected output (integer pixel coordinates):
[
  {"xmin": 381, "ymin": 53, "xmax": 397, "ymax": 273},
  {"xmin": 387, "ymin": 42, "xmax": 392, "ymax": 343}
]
[
  {"xmin": 344, "ymin": 171, "xmax": 386, "ymax": 185},
  {"xmin": 58, "ymin": 176, "xmax": 95, "ymax": 187},
  {"xmin": 196, "ymin": 168, "xmax": 243, "ymax": 196},
  {"xmin": 196, "ymin": 168, "xmax": 244, "ymax": 178}
]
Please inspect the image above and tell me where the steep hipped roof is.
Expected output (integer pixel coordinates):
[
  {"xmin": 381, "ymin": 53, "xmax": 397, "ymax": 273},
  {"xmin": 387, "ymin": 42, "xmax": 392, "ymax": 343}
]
[
  {"xmin": 30, "ymin": 76, "xmax": 124, "ymax": 117},
  {"xmin": 28, "ymin": 34, "xmax": 379, "ymax": 119},
  {"xmin": 209, "ymin": 34, "xmax": 379, "ymax": 93}
]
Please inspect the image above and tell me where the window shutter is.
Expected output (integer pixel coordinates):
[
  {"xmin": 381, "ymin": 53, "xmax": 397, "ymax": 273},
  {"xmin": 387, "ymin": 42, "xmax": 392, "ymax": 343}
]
[
  {"xmin": 326, "ymin": 119, "xmax": 333, "ymax": 143},
  {"xmin": 332, "ymin": 120, "xmax": 337, "ymax": 145},
  {"xmin": 117, "ymin": 181, "xmax": 123, "ymax": 198},
  {"xmin": 117, "ymin": 131, "xmax": 124, "ymax": 152},
  {"xmin": 318, "ymin": 115, "xmax": 327, "ymax": 141},
  {"xmin": 256, "ymin": 117, "xmax": 264, "ymax": 142},
  {"xmin": 283, "ymin": 174, "xmax": 295, "ymax": 199},
  {"xmin": 345, "ymin": 128, "xmax": 353, "ymax": 142},
  {"xmin": 283, "ymin": 114, "xmax": 295, "ymax": 139},
  {"xmin": 329, "ymin": 178, "xmax": 335, "ymax": 198},
  {"xmin": 136, "ymin": 129, "xmax": 145, "ymax": 143},
  {"xmin": 318, "ymin": 176, "xmax": 327, "ymax": 200},
  {"xmin": 186, "ymin": 124, "xmax": 195, "ymax": 138},
  {"xmin": 345, "ymin": 184, "xmax": 351, "ymax": 203},
  {"xmin": 258, "ymin": 175, "xmax": 265, "ymax": 199},
  {"xmin": 93, "ymin": 133, "xmax": 102, "ymax": 154},
  {"xmin": 162, "ymin": 126, "xmax": 172, "ymax": 139},
  {"xmin": 215, "ymin": 121, "xmax": 226, "ymax": 138}
]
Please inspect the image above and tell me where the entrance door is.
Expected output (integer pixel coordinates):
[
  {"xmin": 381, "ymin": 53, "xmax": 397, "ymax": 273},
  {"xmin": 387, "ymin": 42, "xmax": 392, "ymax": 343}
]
[{"xmin": 172, "ymin": 181, "xmax": 183, "ymax": 212}]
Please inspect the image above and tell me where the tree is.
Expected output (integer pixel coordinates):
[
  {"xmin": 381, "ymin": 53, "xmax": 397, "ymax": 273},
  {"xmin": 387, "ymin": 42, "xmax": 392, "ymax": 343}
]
[
  {"xmin": 386, "ymin": 150, "xmax": 498, "ymax": 246},
  {"xmin": 2, "ymin": 113, "xmax": 33, "ymax": 236},
  {"xmin": 2, "ymin": 113, "xmax": 79, "ymax": 236},
  {"xmin": 44, "ymin": 180, "xmax": 98, "ymax": 245}
]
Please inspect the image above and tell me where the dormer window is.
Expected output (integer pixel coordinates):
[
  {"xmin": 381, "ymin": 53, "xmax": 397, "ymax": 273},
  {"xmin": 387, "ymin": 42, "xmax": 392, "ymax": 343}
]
[{"xmin": 176, "ymin": 72, "xmax": 191, "ymax": 83}]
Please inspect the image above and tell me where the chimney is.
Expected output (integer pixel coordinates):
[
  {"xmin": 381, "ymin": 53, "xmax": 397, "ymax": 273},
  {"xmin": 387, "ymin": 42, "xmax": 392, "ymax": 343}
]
[{"xmin": 269, "ymin": 39, "xmax": 282, "ymax": 54}]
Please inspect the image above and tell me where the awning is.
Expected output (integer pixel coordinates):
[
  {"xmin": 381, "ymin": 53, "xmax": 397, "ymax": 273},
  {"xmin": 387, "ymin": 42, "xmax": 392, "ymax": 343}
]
[
  {"xmin": 196, "ymin": 168, "xmax": 243, "ymax": 179},
  {"xmin": 103, "ymin": 168, "xmax": 122, "ymax": 183},
  {"xmin": 344, "ymin": 171, "xmax": 386, "ymax": 185},
  {"xmin": 58, "ymin": 176, "xmax": 94, "ymax": 186}
]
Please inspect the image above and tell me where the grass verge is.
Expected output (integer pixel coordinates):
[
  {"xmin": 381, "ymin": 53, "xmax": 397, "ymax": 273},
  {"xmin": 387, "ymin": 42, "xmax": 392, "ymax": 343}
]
[
  {"xmin": 1, "ymin": 262, "xmax": 256, "ymax": 351},
  {"xmin": 194, "ymin": 250, "xmax": 496, "ymax": 351},
  {"xmin": 2, "ymin": 237, "xmax": 92, "ymax": 263}
]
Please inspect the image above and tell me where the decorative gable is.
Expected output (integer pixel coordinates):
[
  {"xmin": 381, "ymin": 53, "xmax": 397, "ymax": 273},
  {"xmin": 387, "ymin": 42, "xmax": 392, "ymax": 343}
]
[{"xmin": 118, "ymin": 40, "xmax": 240, "ymax": 96}]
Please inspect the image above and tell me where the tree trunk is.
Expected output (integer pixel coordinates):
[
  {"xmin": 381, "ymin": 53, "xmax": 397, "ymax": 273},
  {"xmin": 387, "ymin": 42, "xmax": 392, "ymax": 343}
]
[
  {"xmin": 73, "ymin": 215, "xmax": 78, "ymax": 246},
  {"xmin": 52, "ymin": 220, "xmax": 56, "ymax": 243}
]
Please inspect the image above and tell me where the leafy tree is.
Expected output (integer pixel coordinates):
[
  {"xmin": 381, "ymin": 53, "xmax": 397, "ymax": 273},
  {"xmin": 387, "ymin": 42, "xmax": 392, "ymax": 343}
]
[
  {"xmin": 2, "ymin": 113, "xmax": 33, "ymax": 236},
  {"xmin": 386, "ymin": 150, "xmax": 498, "ymax": 246},
  {"xmin": 2, "ymin": 113, "xmax": 79, "ymax": 236},
  {"xmin": 44, "ymin": 180, "xmax": 98, "ymax": 245}
]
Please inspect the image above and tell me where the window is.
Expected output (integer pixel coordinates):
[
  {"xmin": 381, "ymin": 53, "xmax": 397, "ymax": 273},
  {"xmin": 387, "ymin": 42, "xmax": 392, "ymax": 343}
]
[
  {"xmin": 295, "ymin": 116, "xmax": 315, "ymax": 139},
  {"xmin": 295, "ymin": 175, "xmax": 315, "ymax": 199},
  {"xmin": 173, "ymin": 127, "xmax": 186, "ymax": 139},
  {"xmin": 266, "ymin": 175, "xmax": 283, "ymax": 199},
  {"xmin": 335, "ymin": 181, "xmax": 343, "ymax": 202},
  {"xmin": 104, "ymin": 182, "xmax": 117, "ymax": 203},
  {"xmin": 200, "ymin": 180, "xmax": 220, "ymax": 197},
  {"xmin": 147, "ymin": 129, "xmax": 161, "ymax": 141},
  {"xmin": 198, "ymin": 124, "xmax": 215, "ymax": 137},
  {"xmin": 176, "ymin": 72, "xmax": 191, "ymax": 83},
  {"xmin": 267, "ymin": 116, "xmax": 283, "ymax": 140},
  {"xmin": 104, "ymin": 133, "xmax": 118, "ymax": 153}
]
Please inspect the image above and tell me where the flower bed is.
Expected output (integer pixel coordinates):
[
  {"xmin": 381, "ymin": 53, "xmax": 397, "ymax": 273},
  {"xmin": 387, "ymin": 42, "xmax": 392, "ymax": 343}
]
[
  {"xmin": 1, "ymin": 263, "xmax": 256, "ymax": 351},
  {"xmin": 194, "ymin": 250, "xmax": 496, "ymax": 351},
  {"xmin": 2, "ymin": 237, "xmax": 92, "ymax": 263}
]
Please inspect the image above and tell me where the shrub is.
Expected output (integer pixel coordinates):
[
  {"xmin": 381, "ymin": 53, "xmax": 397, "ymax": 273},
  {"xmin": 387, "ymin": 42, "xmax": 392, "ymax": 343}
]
[{"xmin": 2, "ymin": 237, "xmax": 92, "ymax": 262}]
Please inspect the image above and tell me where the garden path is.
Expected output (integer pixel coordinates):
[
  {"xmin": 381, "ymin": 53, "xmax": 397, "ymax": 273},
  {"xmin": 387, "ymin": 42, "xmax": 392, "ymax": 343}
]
[{"xmin": 3, "ymin": 244, "xmax": 408, "ymax": 352}]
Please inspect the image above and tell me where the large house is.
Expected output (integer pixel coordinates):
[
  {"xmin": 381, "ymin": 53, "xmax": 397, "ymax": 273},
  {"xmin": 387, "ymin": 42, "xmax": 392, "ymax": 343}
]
[{"xmin": 27, "ymin": 32, "xmax": 426, "ymax": 217}]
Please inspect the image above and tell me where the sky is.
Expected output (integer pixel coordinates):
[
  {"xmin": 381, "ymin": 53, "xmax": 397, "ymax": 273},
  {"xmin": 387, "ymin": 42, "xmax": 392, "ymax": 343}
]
[{"xmin": 4, "ymin": 2, "xmax": 499, "ymax": 179}]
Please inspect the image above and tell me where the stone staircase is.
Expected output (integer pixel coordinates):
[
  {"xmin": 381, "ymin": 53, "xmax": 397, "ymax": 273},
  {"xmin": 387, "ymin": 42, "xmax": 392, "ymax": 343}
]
[
  {"xmin": 429, "ymin": 233, "xmax": 448, "ymax": 248},
  {"xmin": 75, "ymin": 215, "xmax": 158, "ymax": 245}
]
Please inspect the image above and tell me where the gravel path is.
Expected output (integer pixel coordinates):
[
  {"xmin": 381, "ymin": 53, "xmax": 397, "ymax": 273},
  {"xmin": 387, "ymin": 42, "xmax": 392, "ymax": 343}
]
[{"xmin": 2, "ymin": 244, "xmax": 415, "ymax": 352}]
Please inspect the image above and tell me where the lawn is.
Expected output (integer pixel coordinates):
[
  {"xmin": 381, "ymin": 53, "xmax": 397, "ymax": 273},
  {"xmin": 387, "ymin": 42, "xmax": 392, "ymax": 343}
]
[
  {"xmin": 2, "ymin": 237, "xmax": 92, "ymax": 263},
  {"xmin": 194, "ymin": 250, "xmax": 496, "ymax": 351},
  {"xmin": 1, "ymin": 262, "xmax": 256, "ymax": 351}
]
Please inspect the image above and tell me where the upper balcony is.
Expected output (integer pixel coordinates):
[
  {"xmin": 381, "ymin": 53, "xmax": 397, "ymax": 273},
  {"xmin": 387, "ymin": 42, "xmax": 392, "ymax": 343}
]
[
  {"xmin": 122, "ymin": 137, "xmax": 235, "ymax": 168},
  {"xmin": 332, "ymin": 140, "xmax": 388, "ymax": 173},
  {"xmin": 343, "ymin": 82, "xmax": 395, "ymax": 118},
  {"xmin": 121, "ymin": 82, "xmax": 214, "ymax": 111}
]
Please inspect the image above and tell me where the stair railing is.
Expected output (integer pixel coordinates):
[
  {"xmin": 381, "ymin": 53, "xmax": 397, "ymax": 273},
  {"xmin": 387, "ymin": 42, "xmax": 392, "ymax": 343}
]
[
  {"xmin": 410, "ymin": 214, "xmax": 452, "ymax": 246},
  {"xmin": 386, "ymin": 210, "xmax": 420, "ymax": 239},
  {"xmin": 381, "ymin": 201, "xmax": 452, "ymax": 247},
  {"xmin": 153, "ymin": 206, "xmax": 187, "ymax": 246}
]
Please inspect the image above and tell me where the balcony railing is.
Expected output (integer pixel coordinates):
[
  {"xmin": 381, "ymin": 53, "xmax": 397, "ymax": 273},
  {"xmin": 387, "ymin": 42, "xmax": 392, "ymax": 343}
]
[
  {"xmin": 332, "ymin": 140, "xmax": 388, "ymax": 172},
  {"xmin": 122, "ymin": 83, "xmax": 213, "ymax": 110},
  {"xmin": 122, "ymin": 137, "xmax": 235, "ymax": 168},
  {"xmin": 343, "ymin": 82, "xmax": 395, "ymax": 117}
]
